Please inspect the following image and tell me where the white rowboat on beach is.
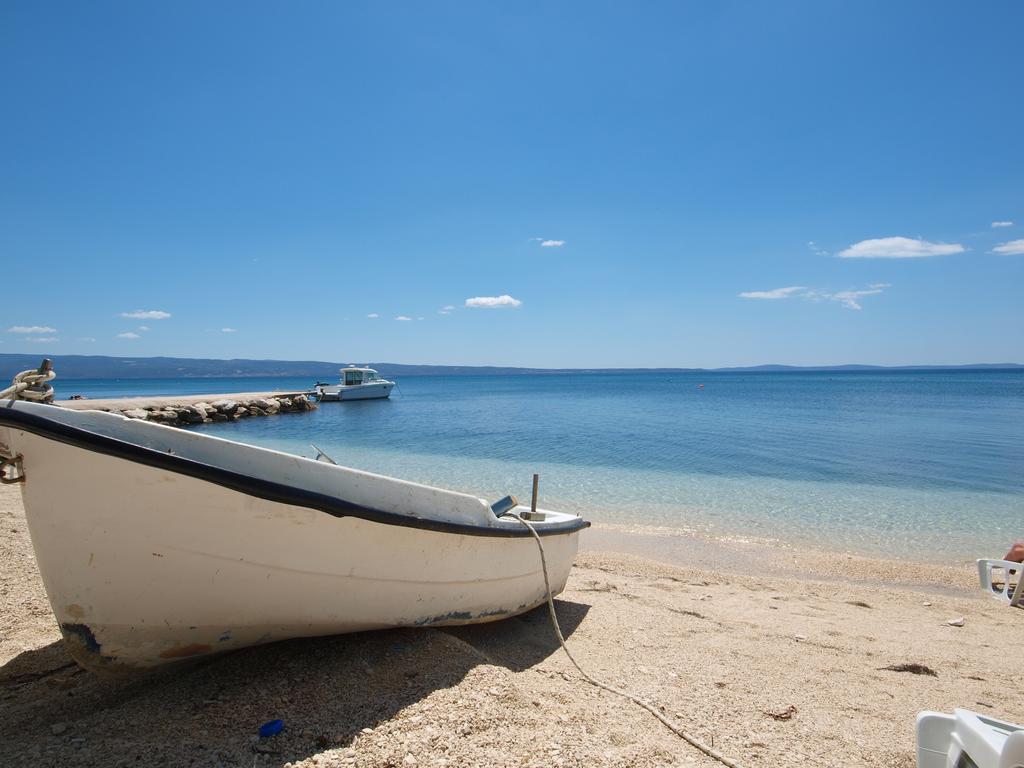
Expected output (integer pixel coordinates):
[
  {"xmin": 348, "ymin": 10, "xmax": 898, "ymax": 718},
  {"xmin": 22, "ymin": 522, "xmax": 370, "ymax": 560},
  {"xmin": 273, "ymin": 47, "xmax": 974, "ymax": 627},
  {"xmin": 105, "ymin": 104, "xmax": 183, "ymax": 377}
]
[{"xmin": 0, "ymin": 398, "xmax": 588, "ymax": 673}]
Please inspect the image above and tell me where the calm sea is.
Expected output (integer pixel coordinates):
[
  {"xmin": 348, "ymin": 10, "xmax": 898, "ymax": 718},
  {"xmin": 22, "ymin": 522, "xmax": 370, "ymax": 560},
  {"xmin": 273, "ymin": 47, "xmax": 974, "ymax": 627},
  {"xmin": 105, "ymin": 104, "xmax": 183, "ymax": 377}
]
[{"xmin": 58, "ymin": 371, "xmax": 1023, "ymax": 562}]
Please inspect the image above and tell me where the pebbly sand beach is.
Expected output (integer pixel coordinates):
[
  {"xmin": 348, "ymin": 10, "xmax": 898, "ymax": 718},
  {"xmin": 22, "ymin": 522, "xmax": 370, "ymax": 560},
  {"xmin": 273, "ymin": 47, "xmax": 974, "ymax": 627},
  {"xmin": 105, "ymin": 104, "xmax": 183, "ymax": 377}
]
[{"xmin": 1, "ymin": 481, "xmax": 1021, "ymax": 767}]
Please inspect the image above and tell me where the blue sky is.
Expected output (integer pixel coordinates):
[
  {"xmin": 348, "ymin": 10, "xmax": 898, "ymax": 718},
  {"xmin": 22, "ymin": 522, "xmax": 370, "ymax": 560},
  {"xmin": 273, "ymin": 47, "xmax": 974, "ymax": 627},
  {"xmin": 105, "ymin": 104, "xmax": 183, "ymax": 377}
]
[{"xmin": 2, "ymin": 2, "xmax": 1022, "ymax": 368}]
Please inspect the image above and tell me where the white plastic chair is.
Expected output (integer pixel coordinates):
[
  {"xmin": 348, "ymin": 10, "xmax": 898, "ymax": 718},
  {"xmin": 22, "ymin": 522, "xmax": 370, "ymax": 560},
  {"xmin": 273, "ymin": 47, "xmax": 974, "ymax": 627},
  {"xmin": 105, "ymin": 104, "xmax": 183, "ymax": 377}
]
[
  {"xmin": 977, "ymin": 559, "xmax": 1023, "ymax": 607},
  {"xmin": 917, "ymin": 709, "xmax": 1024, "ymax": 767}
]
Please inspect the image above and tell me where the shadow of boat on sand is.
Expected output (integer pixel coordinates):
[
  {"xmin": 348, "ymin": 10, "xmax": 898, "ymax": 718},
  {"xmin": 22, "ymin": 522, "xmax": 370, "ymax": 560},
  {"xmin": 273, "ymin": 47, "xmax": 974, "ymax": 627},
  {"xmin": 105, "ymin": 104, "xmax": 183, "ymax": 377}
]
[{"xmin": 0, "ymin": 600, "xmax": 590, "ymax": 766}]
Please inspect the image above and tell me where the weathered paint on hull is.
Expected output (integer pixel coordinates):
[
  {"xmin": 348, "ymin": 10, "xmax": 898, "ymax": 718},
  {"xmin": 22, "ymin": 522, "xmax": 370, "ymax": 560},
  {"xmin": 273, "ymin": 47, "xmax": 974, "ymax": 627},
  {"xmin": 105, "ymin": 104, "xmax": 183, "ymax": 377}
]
[{"xmin": 6, "ymin": 428, "xmax": 579, "ymax": 672}]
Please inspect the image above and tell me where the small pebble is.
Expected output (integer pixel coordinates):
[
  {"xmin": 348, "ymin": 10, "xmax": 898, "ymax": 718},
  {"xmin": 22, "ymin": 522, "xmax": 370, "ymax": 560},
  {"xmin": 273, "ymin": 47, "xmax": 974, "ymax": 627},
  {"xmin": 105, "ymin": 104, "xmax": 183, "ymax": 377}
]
[
  {"xmin": 50, "ymin": 723, "xmax": 67, "ymax": 736},
  {"xmin": 404, "ymin": 754, "xmax": 418, "ymax": 766},
  {"xmin": 794, "ymin": 634, "xmax": 807, "ymax": 641},
  {"xmin": 361, "ymin": 727, "xmax": 374, "ymax": 734},
  {"xmin": 923, "ymin": 601, "xmax": 933, "ymax": 607},
  {"xmin": 947, "ymin": 617, "xmax": 965, "ymax": 627}
]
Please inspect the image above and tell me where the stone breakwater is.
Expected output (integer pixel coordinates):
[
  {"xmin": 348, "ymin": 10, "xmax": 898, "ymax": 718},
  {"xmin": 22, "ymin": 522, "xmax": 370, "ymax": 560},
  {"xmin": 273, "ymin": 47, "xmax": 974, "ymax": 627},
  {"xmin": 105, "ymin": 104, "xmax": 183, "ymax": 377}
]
[{"xmin": 88, "ymin": 394, "xmax": 316, "ymax": 427}]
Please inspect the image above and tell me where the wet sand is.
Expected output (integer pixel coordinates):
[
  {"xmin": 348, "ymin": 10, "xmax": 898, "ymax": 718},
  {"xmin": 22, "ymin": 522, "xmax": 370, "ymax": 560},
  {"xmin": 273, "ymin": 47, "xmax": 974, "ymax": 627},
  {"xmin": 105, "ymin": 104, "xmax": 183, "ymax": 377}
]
[{"xmin": 2, "ymin": 483, "xmax": 1020, "ymax": 767}]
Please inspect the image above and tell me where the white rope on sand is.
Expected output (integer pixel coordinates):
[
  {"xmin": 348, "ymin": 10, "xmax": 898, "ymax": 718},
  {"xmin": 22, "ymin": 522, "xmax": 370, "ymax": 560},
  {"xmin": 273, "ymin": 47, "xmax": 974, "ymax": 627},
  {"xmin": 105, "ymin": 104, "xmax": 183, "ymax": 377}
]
[
  {"xmin": 0, "ymin": 366, "xmax": 56, "ymax": 403},
  {"xmin": 503, "ymin": 511, "xmax": 748, "ymax": 768}
]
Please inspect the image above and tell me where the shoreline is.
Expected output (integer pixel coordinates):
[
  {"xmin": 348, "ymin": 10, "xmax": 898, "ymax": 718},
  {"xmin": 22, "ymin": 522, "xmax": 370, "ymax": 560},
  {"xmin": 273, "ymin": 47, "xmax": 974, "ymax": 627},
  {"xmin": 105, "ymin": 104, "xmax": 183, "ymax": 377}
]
[
  {"xmin": 3, "ymin": 483, "xmax": 1020, "ymax": 766},
  {"xmin": 583, "ymin": 522, "xmax": 981, "ymax": 595}
]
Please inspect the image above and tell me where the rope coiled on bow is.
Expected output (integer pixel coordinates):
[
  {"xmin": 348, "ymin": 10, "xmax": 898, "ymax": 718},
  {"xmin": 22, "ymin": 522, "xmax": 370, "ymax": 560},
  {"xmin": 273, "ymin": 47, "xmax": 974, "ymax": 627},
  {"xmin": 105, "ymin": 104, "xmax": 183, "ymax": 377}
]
[{"xmin": 0, "ymin": 361, "xmax": 56, "ymax": 403}]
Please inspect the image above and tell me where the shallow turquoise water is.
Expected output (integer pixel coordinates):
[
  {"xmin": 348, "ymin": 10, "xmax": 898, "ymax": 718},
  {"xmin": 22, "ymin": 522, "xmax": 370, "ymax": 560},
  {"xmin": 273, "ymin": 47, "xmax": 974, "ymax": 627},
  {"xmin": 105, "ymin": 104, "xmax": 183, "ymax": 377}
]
[{"xmin": 60, "ymin": 371, "xmax": 1024, "ymax": 561}]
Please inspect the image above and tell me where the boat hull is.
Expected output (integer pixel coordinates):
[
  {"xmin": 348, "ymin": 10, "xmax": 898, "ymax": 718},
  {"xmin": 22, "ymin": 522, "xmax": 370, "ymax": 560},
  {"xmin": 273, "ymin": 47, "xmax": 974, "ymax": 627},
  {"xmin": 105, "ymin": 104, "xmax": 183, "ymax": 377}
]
[
  {"xmin": 317, "ymin": 382, "xmax": 394, "ymax": 401},
  {"xmin": 0, "ymin": 405, "xmax": 583, "ymax": 672}
]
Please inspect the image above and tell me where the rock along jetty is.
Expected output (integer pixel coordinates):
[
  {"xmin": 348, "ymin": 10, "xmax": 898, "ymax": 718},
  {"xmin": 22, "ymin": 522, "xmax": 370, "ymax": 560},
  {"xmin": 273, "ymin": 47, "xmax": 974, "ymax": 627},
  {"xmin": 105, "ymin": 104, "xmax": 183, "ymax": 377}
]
[{"xmin": 60, "ymin": 391, "xmax": 316, "ymax": 427}]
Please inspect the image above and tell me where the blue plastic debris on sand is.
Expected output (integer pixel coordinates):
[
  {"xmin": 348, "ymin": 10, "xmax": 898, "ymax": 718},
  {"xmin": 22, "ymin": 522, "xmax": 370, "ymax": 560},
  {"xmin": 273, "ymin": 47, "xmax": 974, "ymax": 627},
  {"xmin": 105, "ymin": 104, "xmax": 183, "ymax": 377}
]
[{"xmin": 259, "ymin": 719, "xmax": 284, "ymax": 738}]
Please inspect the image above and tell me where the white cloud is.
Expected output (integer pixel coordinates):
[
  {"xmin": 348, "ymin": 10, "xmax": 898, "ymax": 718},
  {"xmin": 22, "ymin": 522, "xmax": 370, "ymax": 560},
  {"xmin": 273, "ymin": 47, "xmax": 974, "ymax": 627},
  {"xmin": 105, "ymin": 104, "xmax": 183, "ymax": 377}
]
[
  {"xmin": 837, "ymin": 236, "xmax": 963, "ymax": 259},
  {"xmin": 137, "ymin": 325, "xmax": 150, "ymax": 332},
  {"xmin": 827, "ymin": 287, "xmax": 886, "ymax": 310},
  {"xmin": 993, "ymin": 239, "xmax": 1024, "ymax": 255},
  {"xmin": 991, "ymin": 221, "xmax": 1014, "ymax": 228},
  {"xmin": 221, "ymin": 327, "xmax": 237, "ymax": 333},
  {"xmin": 27, "ymin": 336, "xmax": 59, "ymax": 343},
  {"xmin": 807, "ymin": 241, "xmax": 829, "ymax": 257},
  {"xmin": 366, "ymin": 313, "xmax": 380, "ymax": 319},
  {"xmin": 119, "ymin": 310, "xmax": 171, "ymax": 320},
  {"xmin": 438, "ymin": 305, "xmax": 455, "ymax": 315},
  {"xmin": 741, "ymin": 284, "xmax": 890, "ymax": 310},
  {"xmin": 116, "ymin": 332, "xmax": 140, "ymax": 339},
  {"xmin": 465, "ymin": 294, "xmax": 523, "ymax": 308},
  {"xmin": 7, "ymin": 325, "xmax": 57, "ymax": 334},
  {"xmin": 78, "ymin": 337, "xmax": 96, "ymax": 342},
  {"xmin": 541, "ymin": 239, "xmax": 565, "ymax": 247},
  {"xmin": 395, "ymin": 315, "xmax": 412, "ymax": 321},
  {"xmin": 738, "ymin": 286, "xmax": 807, "ymax": 300}
]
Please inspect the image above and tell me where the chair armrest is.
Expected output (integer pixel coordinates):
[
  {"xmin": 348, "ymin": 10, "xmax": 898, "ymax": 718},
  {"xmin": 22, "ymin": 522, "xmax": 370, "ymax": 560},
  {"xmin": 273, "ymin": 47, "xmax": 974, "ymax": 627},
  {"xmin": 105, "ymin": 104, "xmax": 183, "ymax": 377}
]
[{"xmin": 977, "ymin": 559, "xmax": 1021, "ymax": 605}]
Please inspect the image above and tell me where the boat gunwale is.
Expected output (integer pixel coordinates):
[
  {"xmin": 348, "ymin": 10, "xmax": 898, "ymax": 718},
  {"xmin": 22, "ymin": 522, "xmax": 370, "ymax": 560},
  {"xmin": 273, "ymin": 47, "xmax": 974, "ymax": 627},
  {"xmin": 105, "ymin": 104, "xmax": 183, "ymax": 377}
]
[{"xmin": 0, "ymin": 402, "xmax": 590, "ymax": 539}]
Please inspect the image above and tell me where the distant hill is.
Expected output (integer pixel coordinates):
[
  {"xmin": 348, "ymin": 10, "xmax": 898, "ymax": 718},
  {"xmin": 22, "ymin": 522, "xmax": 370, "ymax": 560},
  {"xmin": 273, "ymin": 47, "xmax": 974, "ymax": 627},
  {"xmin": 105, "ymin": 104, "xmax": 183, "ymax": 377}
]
[{"xmin": 0, "ymin": 353, "xmax": 1021, "ymax": 381}]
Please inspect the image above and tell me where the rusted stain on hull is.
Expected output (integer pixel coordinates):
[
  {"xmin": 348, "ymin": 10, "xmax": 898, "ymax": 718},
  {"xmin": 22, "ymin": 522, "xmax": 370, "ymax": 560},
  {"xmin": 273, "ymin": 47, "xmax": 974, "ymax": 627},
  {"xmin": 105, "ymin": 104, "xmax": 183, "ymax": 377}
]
[
  {"xmin": 59, "ymin": 622, "xmax": 116, "ymax": 670},
  {"xmin": 158, "ymin": 642, "xmax": 212, "ymax": 659},
  {"xmin": 414, "ymin": 610, "xmax": 474, "ymax": 626},
  {"xmin": 413, "ymin": 603, "xmax": 533, "ymax": 626}
]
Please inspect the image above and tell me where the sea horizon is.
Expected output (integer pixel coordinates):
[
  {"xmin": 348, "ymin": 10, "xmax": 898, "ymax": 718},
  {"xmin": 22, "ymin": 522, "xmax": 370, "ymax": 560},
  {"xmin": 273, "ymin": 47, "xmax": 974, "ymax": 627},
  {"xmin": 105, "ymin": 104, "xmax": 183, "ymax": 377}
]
[{"xmin": 1, "ymin": 351, "xmax": 1022, "ymax": 384}]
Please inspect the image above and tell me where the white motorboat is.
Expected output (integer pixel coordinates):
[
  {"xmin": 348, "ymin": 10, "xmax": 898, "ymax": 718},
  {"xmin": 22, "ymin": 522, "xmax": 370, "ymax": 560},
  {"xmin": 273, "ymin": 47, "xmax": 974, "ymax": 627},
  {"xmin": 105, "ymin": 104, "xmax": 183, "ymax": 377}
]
[
  {"xmin": 316, "ymin": 367, "xmax": 394, "ymax": 401},
  {"xmin": 0, "ymin": 398, "xmax": 588, "ymax": 673}
]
